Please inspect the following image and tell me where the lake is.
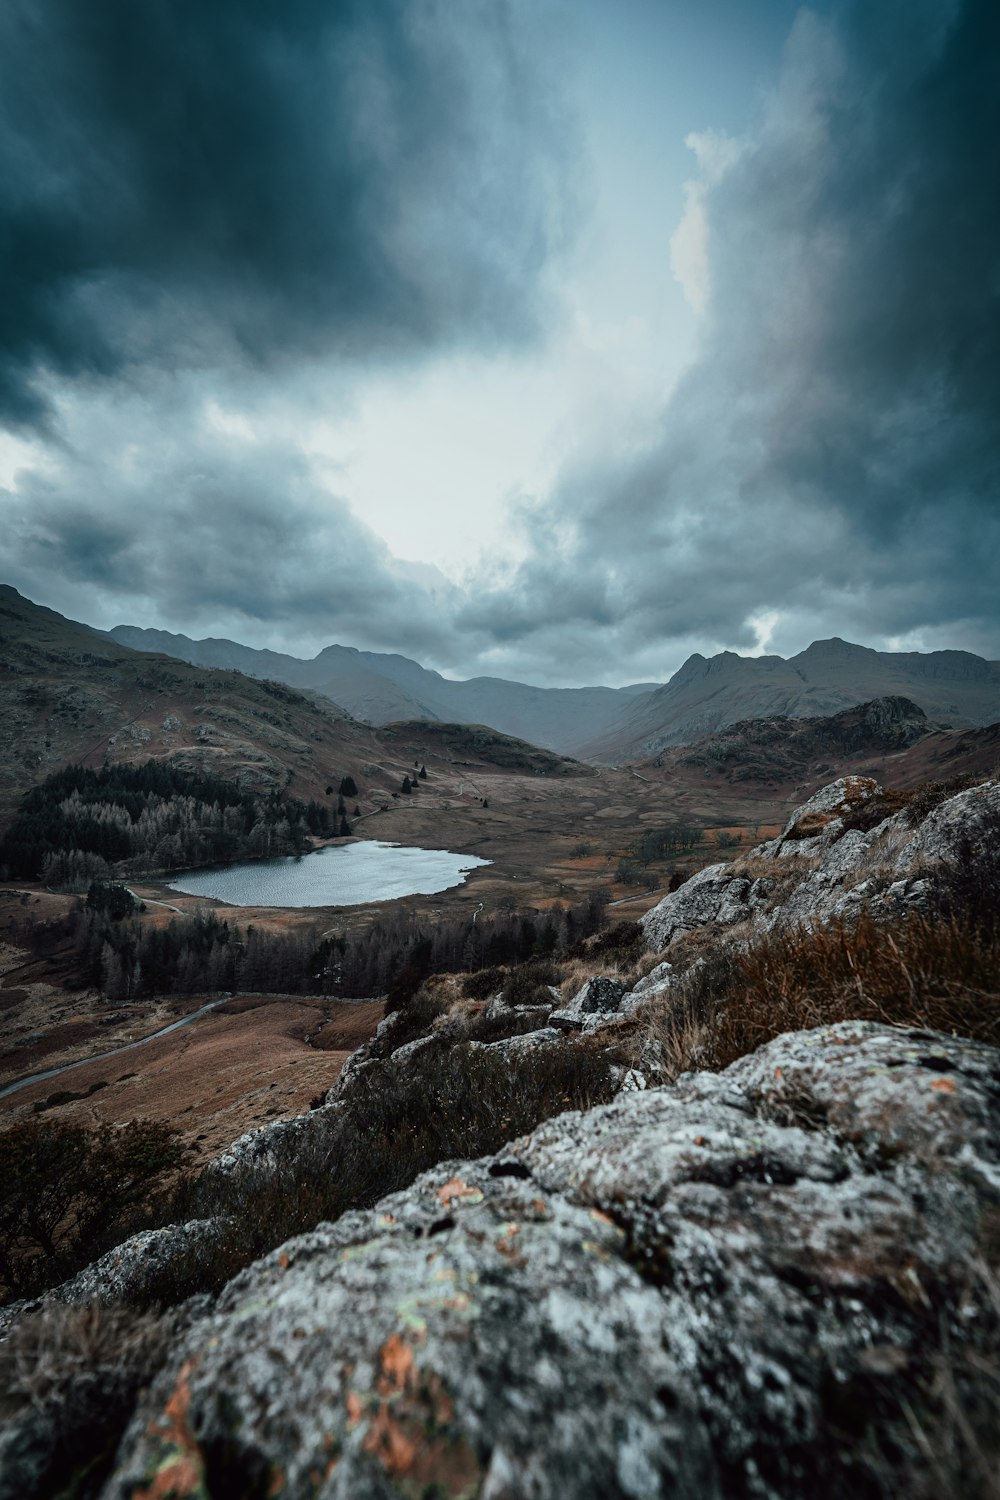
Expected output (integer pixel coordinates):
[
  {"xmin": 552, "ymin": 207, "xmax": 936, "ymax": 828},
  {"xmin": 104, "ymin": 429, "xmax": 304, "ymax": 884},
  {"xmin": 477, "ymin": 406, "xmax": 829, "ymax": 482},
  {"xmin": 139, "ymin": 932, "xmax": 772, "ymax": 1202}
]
[{"xmin": 167, "ymin": 840, "xmax": 491, "ymax": 908}]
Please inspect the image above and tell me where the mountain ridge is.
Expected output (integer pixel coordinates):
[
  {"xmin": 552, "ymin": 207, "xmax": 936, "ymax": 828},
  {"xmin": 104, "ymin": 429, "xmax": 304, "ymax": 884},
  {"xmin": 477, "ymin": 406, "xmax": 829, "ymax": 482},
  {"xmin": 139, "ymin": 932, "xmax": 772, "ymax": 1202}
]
[
  {"xmin": 107, "ymin": 619, "xmax": 1000, "ymax": 761},
  {"xmin": 581, "ymin": 637, "xmax": 1000, "ymax": 760},
  {"xmin": 106, "ymin": 622, "xmax": 655, "ymax": 754}
]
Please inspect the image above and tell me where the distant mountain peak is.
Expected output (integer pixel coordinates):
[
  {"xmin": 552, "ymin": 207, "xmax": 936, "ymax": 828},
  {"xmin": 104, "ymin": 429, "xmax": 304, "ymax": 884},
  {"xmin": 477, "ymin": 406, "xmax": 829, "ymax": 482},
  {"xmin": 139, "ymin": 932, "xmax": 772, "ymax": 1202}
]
[{"xmin": 796, "ymin": 636, "xmax": 876, "ymax": 659}]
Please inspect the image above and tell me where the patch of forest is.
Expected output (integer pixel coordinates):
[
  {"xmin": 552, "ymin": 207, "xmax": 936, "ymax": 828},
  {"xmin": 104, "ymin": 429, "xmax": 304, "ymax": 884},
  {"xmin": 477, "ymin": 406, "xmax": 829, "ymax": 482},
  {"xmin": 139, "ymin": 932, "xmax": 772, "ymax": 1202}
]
[
  {"xmin": 0, "ymin": 761, "xmax": 353, "ymax": 883},
  {"xmin": 18, "ymin": 884, "xmax": 610, "ymax": 1002}
]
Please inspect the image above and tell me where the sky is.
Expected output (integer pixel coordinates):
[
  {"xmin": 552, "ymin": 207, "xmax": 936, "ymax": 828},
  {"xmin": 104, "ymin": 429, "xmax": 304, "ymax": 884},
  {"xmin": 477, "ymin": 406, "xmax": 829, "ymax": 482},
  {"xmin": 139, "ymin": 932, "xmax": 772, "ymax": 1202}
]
[{"xmin": 1, "ymin": 0, "xmax": 997, "ymax": 688}]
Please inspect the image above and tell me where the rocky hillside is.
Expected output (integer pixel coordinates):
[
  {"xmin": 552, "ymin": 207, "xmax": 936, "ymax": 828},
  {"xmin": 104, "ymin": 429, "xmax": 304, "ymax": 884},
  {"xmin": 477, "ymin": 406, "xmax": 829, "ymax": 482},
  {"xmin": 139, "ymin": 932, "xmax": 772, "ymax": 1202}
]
[
  {"xmin": 2, "ymin": 771, "xmax": 998, "ymax": 1497},
  {"xmin": 581, "ymin": 636, "xmax": 1000, "ymax": 761},
  {"xmin": 666, "ymin": 694, "xmax": 1000, "ymax": 789}
]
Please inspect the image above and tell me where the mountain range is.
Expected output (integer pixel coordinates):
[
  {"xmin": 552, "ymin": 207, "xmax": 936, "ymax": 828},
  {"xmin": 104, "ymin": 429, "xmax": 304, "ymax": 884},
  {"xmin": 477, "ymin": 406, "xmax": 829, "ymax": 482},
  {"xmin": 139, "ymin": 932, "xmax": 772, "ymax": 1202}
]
[
  {"xmin": 108, "ymin": 622, "xmax": 1000, "ymax": 760},
  {"xmin": 106, "ymin": 623, "xmax": 655, "ymax": 755},
  {"xmin": 0, "ymin": 585, "xmax": 583, "ymax": 824},
  {"xmin": 2, "ymin": 585, "xmax": 997, "ymax": 859}
]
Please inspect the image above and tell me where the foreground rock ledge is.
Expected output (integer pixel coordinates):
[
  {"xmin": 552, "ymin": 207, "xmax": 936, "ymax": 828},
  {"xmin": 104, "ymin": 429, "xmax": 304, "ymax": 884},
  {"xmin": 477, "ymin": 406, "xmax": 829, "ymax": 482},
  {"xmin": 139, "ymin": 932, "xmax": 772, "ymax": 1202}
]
[{"xmin": 78, "ymin": 1021, "xmax": 1000, "ymax": 1500}]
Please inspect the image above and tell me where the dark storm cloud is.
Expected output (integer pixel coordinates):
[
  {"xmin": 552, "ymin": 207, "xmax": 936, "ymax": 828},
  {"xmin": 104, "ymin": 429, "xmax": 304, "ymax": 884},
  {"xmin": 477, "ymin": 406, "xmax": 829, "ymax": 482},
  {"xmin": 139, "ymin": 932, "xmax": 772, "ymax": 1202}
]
[
  {"xmin": 0, "ymin": 0, "xmax": 574, "ymax": 423},
  {"xmin": 468, "ymin": 0, "xmax": 1000, "ymax": 673},
  {"xmin": 3, "ymin": 401, "xmax": 464, "ymax": 657}
]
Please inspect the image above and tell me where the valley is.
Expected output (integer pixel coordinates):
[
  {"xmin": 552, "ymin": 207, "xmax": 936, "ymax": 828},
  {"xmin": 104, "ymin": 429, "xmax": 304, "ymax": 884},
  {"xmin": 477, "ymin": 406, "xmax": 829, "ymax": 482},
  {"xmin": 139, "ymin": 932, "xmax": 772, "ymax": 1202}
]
[
  {"xmin": 2, "ymin": 586, "xmax": 999, "ymax": 1499},
  {"xmin": 2, "ymin": 588, "xmax": 998, "ymax": 1159}
]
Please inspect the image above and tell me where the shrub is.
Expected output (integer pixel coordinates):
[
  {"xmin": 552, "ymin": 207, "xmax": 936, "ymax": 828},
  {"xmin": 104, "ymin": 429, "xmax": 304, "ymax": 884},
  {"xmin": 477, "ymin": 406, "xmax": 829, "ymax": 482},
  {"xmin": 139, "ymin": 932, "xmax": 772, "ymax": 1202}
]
[
  {"xmin": 131, "ymin": 1040, "xmax": 622, "ymax": 1307},
  {"xmin": 569, "ymin": 920, "xmax": 646, "ymax": 968},
  {"xmin": 503, "ymin": 960, "xmax": 562, "ymax": 1007},
  {"xmin": 459, "ymin": 1008, "xmax": 553, "ymax": 1045},
  {"xmin": 462, "ymin": 966, "xmax": 506, "ymax": 1000},
  {"xmin": 0, "ymin": 1118, "xmax": 185, "ymax": 1302}
]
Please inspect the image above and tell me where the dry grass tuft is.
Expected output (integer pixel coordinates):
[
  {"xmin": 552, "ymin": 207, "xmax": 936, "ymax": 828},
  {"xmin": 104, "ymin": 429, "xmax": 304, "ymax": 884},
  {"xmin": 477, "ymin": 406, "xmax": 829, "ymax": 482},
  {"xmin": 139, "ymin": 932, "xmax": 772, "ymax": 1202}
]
[
  {"xmin": 0, "ymin": 1302, "xmax": 170, "ymax": 1499},
  {"xmin": 872, "ymin": 1257, "xmax": 1000, "ymax": 1500},
  {"xmin": 638, "ymin": 912, "xmax": 1000, "ymax": 1081}
]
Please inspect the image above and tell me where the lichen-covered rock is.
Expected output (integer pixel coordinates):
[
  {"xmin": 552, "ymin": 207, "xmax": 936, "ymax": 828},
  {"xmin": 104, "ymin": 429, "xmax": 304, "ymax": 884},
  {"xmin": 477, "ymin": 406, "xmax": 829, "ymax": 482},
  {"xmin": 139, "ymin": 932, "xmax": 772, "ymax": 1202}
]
[
  {"xmin": 0, "ymin": 1221, "xmax": 223, "ymax": 1342},
  {"xmin": 98, "ymin": 1022, "xmax": 1000, "ymax": 1500},
  {"xmin": 210, "ymin": 1102, "xmax": 345, "ymax": 1177},
  {"xmin": 467, "ymin": 1026, "xmax": 563, "ymax": 1055},
  {"xmin": 642, "ymin": 775, "xmax": 998, "ymax": 952},
  {"xmin": 895, "ymin": 776, "xmax": 1000, "ymax": 868},
  {"xmin": 630, "ymin": 961, "xmax": 675, "ymax": 1000},
  {"xmin": 640, "ymin": 863, "xmax": 734, "ymax": 949},
  {"xmin": 550, "ymin": 974, "xmax": 627, "ymax": 1031},
  {"xmin": 779, "ymin": 774, "xmax": 882, "ymax": 844}
]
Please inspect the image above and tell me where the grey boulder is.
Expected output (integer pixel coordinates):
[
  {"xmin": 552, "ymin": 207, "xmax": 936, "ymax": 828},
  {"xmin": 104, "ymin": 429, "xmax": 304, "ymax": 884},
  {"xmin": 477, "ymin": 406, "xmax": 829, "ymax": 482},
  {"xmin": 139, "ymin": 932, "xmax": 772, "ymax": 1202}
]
[{"xmin": 96, "ymin": 1021, "xmax": 999, "ymax": 1500}]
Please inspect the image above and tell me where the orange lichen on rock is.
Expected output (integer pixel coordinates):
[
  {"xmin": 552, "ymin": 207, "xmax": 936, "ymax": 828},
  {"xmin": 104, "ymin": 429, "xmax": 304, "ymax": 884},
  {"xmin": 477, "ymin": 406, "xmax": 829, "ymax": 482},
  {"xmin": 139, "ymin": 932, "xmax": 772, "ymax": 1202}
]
[
  {"xmin": 436, "ymin": 1177, "xmax": 484, "ymax": 1208},
  {"xmin": 345, "ymin": 1332, "xmax": 481, "ymax": 1499},
  {"xmin": 494, "ymin": 1223, "xmax": 525, "ymax": 1267},
  {"xmin": 377, "ymin": 1332, "xmax": 416, "ymax": 1396},
  {"xmin": 134, "ymin": 1359, "xmax": 208, "ymax": 1500}
]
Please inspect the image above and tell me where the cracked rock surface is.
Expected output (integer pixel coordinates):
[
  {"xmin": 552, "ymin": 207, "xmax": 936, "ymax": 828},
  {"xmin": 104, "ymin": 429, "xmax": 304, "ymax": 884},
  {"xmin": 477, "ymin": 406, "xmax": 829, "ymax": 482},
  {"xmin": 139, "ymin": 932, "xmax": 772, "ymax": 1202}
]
[{"xmin": 85, "ymin": 1021, "xmax": 999, "ymax": 1500}]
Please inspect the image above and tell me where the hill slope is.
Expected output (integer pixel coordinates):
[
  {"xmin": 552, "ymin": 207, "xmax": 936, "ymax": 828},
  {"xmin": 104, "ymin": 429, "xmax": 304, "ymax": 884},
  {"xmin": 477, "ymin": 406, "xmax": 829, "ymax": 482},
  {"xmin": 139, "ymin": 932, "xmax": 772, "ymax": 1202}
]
[
  {"xmin": 0, "ymin": 586, "xmax": 386, "ymax": 821},
  {"xmin": 637, "ymin": 695, "xmax": 1000, "ymax": 809},
  {"xmin": 107, "ymin": 623, "xmax": 655, "ymax": 753}
]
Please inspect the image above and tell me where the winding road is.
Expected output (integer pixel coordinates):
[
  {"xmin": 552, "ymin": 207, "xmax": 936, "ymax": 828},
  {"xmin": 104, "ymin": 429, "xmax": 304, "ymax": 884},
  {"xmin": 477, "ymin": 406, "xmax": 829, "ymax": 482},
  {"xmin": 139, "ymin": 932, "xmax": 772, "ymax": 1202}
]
[{"xmin": 0, "ymin": 998, "xmax": 226, "ymax": 1101}]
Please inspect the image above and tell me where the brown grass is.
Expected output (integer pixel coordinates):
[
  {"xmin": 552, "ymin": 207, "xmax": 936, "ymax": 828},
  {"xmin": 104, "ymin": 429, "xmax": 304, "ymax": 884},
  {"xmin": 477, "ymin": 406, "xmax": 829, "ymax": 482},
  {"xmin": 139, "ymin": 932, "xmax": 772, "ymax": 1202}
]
[
  {"xmin": 638, "ymin": 912, "xmax": 1000, "ymax": 1079},
  {"xmin": 0, "ymin": 1302, "xmax": 171, "ymax": 1499}
]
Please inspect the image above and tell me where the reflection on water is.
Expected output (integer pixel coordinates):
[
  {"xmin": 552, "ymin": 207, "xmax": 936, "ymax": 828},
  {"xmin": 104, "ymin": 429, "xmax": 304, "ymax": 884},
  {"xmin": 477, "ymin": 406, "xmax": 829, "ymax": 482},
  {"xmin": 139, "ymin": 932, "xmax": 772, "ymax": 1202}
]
[{"xmin": 168, "ymin": 840, "xmax": 491, "ymax": 908}]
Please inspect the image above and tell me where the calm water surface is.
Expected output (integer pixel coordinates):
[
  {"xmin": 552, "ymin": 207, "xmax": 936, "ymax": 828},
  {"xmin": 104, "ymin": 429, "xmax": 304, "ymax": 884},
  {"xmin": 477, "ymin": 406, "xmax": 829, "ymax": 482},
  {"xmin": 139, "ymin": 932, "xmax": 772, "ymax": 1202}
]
[{"xmin": 168, "ymin": 840, "xmax": 491, "ymax": 908}]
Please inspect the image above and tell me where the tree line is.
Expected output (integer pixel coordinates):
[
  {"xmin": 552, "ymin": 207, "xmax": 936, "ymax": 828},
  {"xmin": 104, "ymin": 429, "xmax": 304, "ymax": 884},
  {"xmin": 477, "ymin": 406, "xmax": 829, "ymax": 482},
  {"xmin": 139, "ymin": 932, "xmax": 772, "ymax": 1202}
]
[
  {"xmin": 615, "ymin": 822, "xmax": 703, "ymax": 886},
  {"xmin": 22, "ymin": 884, "xmax": 611, "ymax": 1003},
  {"xmin": 0, "ymin": 761, "xmax": 348, "ymax": 884}
]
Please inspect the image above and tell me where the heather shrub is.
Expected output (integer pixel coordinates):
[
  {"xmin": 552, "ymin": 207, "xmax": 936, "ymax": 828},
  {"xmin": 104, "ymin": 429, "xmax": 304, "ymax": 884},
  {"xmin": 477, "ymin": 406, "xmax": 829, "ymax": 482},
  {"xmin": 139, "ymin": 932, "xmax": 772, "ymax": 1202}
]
[
  {"xmin": 0, "ymin": 1118, "xmax": 185, "ymax": 1302},
  {"xmin": 502, "ymin": 960, "xmax": 563, "ymax": 1007},
  {"xmin": 568, "ymin": 920, "xmax": 646, "ymax": 967},
  {"xmin": 130, "ymin": 1039, "xmax": 621, "ymax": 1307},
  {"xmin": 462, "ymin": 965, "xmax": 506, "ymax": 1000},
  {"xmin": 459, "ymin": 1007, "xmax": 554, "ymax": 1045}
]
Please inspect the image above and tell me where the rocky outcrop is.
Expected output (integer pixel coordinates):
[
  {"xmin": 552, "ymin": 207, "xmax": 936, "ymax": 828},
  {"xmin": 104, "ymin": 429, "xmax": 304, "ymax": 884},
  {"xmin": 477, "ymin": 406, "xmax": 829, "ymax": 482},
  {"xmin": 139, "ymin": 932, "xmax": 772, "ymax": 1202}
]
[
  {"xmin": 0, "ymin": 1220, "xmax": 222, "ymax": 1341},
  {"xmin": 75, "ymin": 1021, "xmax": 999, "ymax": 1500},
  {"xmin": 642, "ymin": 774, "xmax": 1000, "ymax": 951},
  {"xmin": 550, "ymin": 973, "xmax": 628, "ymax": 1031}
]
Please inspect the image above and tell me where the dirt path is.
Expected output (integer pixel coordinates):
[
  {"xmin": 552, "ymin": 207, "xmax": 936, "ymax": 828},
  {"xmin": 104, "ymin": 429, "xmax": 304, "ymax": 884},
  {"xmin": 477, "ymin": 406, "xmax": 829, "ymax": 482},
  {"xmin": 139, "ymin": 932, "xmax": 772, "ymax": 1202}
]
[{"xmin": 125, "ymin": 887, "xmax": 185, "ymax": 915}]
